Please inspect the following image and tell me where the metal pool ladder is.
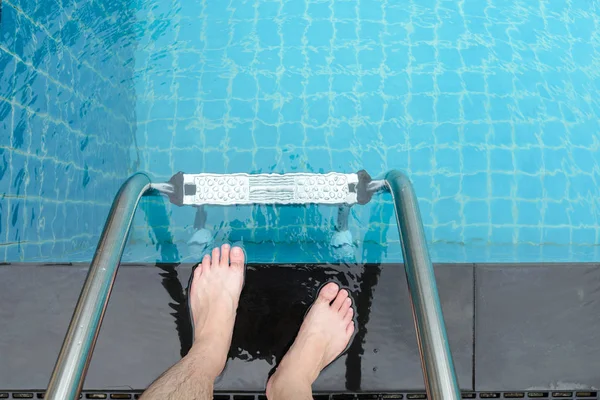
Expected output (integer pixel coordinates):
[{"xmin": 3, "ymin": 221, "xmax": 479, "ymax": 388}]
[{"xmin": 45, "ymin": 170, "xmax": 461, "ymax": 400}]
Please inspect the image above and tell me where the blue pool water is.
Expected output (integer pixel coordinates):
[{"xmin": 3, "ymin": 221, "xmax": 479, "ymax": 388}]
[{"xmin": 1, "ymin": 0, "xmax": 600, "ymax": 264}]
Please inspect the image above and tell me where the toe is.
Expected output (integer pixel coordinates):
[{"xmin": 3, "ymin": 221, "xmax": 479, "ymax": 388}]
[
  {"xmin": 211, "ymin": 247, "xmax": 220, "ymax": 267},
  {"xmin": 193, "ymin": 264, "xmax": 203, "ymax": 280},
  {"xmin": 332, "ymin": 289, "xmax": 349, "ymax": 311},
  {"xmin": 318, "ymin": 282, "xmax": 340, "ymax": 303},
  {"xmin": 340, "ymin": 297, "xmax": 352, "ymax": 315},
  {"xmin": 344, "ymin": 306, "xmax": 354, "ymax": 322},
  {"xmin": 346, "ymin": 320, "xmax": 355, "ymax": 336},
  {"xmin": 220, "ymin": 244, "xmax": 230, "ymax": 266},
  {"xmin": 202, "ymin": 254, "xmax": 211, "ymax": 269},
  {"xmin": 230, "ymin": 246, "xmax": 245, "ymax": 268}
]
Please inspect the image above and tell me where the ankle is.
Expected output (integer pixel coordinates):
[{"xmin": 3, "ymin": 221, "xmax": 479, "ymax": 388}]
[
  {"xmin": 267, "ymin": 370, "xmax": 313, "ymax": 400},
  {"xmin": 186, "ymin": 341, "xmax": 228, "ymax": 380}
]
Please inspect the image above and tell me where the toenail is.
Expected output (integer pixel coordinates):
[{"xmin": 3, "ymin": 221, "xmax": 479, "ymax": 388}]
[
  {"xmin": 232, "ymin": 247, "xmax": 242, "ymax": 256},
  {"xmin": 222, "ymin": 244, "xmax": 230, "ymax": 249}
]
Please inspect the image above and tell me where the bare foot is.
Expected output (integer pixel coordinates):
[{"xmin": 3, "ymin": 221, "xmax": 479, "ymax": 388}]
[
  {"xmin": 266, "ymin": 282, "xmax": 355, "ymax": 398},
  {"xmin": 188, "ymin": 244, "xmax": 245, "ymax": 378}
]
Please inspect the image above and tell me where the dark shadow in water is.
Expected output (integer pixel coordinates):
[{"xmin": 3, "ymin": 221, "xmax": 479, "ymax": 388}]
[{"xmin": 138, "ymin": 196, "xmax": 192, "ymax": 358}]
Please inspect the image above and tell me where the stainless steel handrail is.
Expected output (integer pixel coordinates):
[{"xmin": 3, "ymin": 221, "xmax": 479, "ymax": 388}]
[
  {"xmin": 385, "ymin": 170, "xmax": 461, "ymax": 400},
  {"xmin": 46, "ymin": 170, "xmax": 458, "ymax": 399},
  {"xmin": 46, "ymin": 173, "xmax": 152, "ymax": 400}
]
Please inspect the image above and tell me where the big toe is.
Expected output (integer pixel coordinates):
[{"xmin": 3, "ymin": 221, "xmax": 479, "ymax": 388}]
[
  {"xmin": 230, "ymin": 246, "xmax": 245, "ymax": 268},
  {"xmin": 318, "ymin": 282, "xmax": 340, "ymax": 303}
]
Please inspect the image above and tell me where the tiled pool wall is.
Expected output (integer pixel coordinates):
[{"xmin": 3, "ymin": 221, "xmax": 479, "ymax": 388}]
[
  {"xmin": 2, "ymin": 0, "xmax": 600, "ymax": 263},
  {"xmin": 0, "ymin": 0, "xmax": 138, "ymax": 261},
  {"xmin": 127, "ymin": 0, "xmax": 600, "ymax": 263}
]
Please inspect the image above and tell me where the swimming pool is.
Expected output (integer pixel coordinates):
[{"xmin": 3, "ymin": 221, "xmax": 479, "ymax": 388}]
[{"xmin": 1, "ymin": 0, "xmax": 599, "ymax": 264}]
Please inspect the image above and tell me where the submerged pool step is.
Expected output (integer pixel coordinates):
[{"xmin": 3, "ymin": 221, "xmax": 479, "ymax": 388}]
[{"xmin": 163, "ymin": 172, "xmax": 370, "ymax": 206}]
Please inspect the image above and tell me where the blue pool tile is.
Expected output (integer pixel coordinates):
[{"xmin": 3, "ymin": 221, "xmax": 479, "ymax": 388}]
[
  {"xmin": 572, "ymin": 228, "xmax": 596, "ymax": 246},
  {"xmin": 462, "ymin": 173, "xmax": 488, "ymax": 198},
  {"xmin": 435, "ymin": 174, "xmax": 460, "ymax": 198},
  {"xmin": 517, "ymin": 201, "xmax": 541, "ymax": 225},
  {"xmin": 438, "ymin": 48, "xmax": 462, "ymax": 71},
  {"xmin": 463, "ymin": 226, "xmax": 488, "ymax": 243},
  {"xmin": 436, "ymin": 148, "xmax": 460, "ymax": 172},
  {"xmin": 281, "ymin": 18, "xmax": 307, "ymax": 47},
  {"xmin": 437, "ymin": 94, "xmax": 461, "ymax": 122},
  {"xmin": 461, "ymin": 45, "xmax": 488, "ymax": 68},
  {"xmin": 462, "ymin": 71, "xmax": 486, "ymax": 93},
  {"xmin": 412, "ymin": 73, "xmax": 434, "ymax": 94},
  {"xmin": 232, "ymin": 72, "xmax": 258, "ymax": 100},
  {"xmin": 463, "ymin": 123, "xmax": 489, "ymax": 145},
  {"xmin": 545, "ymin": 201, "xmax": 570, "ymax": 226},
  {"xmin": 462, "ymin": 146, "xmax": 487, "ymax": 172},
  {"xmin": 305, "ymin": 127, "xmax": 328, "ymax": 147},
  {"xmin": 255, "ymin": 148, "xmax": 280, "ymax": 172},
  {"xmin": 360, "ymin": 21, "xmax": 383, "ymax": 43},
  {"xmin": 412, "ymin": 175, "xmax": 435, "ymax": 201},
  {"xmin": 491, "ymin": 226, "xmax": 514, "ymax": 244},
  {"xmin": 203, "ymin": 101, "xmax": 227, "ymax": 120},
  {"xmin": 434, "ymin": 198, "xmax": 461, "ymax": 224},
  {"xmin": 434, "ymin": 123, "xmax": 459, "ymax": 145},
  {"xmin": 543, "ymin": 172, "xmax": 567, "ymax": 200},
  {"xmin": 281, "ymin": 48, "xmax": 304, "ymax": 72},
  {"xmin": 333, "ymin": 1, "xmax": 356, "ymax": 19},
  {"xmin": 0, "ymin": 153, "xmax": 10, "ymax": 196},
  {"xmin": 463, "ymin": 94, "xmax": 487, "ymax": 121},
  {"xmin": 331, "ymin": 149, "xmax": 354, "ymax": 171},
  {"xmin": 410, "ymin": 147, "xmax": 433, "ymax": 173},
  {"xmin": 281, "ymin": 97, "xmax": 305, "ymax": 122},
  {"xmin": 172, "ymin": 148, "xmax": 203, "ymax": 173},
  {"xmin": 569, "ymin": 174, "xmax": 596, "ymax": 200},
  {"xmin": 437, "ymin": 71, "xmax": 463, "ymax": 93},
  {"xmin": 307, "ymin": 97, "xmax": 329, "ymax": 126},
  {"xmin": 568, "ymin": 202, "xmax": 594, "ymax": 227},
  {"xmin": 146, "ymin": 121, "xmax": 174, "ymax": 148},
  {"xmin": 332, "ymin": 96, "xmax": 357, "ymax": 119},
  {"xmin": 227, "ymin": 123, "xmax": 254, "ymax": 149},
  {"xmin": 307, "ymin": 148, "xmax": 332, "ymax": 173},
  {"xmin": 278, "ymin": 123, "xmax": 304, "ymax": 148},
  {"xmin": 490, "ymin": 148, "xmax": 513, "ymax": 171},
  {"xmin": 360, "ymin": 94, "xmax": 384, "ymax": 121},
  {"xmin": 358, "ymin": 75, "xmax": 381, "ymax": 93},
  {"xmin": 572, "ymin": 147, "xmax": 596, "ymax": 172},
  {"xmin": 257, "ymin": 100, "xmax": 279, "ymax": 124},
  {"xmin": 226, "ymin": 150, "xmax": 253, "ymax": 172},
  {"xmin": 408, "ymin": 124, "xmax": 433, "ymax": 148},
  {"xmin": 488, "ymin": 70, "xmax": 514, "ymax": 96},
  {"xmin": 412, "ymin": 44, "xmax": 436, "ymax": 70},
  {"xmin": 434, "ymin": 224, "xmax": 462, "ymax": 243},
  {"xmin": 409, "ymin": 95, "xmax": 434, "ymax": 123},
  {"xmin": 307, "ymin": 48, "xmax": 328, "ymax": 70},
  {"xmin": 386, "ymin": 148, "xmax": 409, "ymax": 171},
  {"xmin": 514, "ymin": 148, "xmax": 542, "ymax": 175},
  {"xmin": 516, "ymin": 175, "xmax": 543, "ymax": 199},
  {"xmin": 543, "ymin": 227, "xmax": 570, "ymax": 245},
  {"xmin": 203, "ymin": 151, "xmax": 227, "ymax": 174},
  {"xmin": 0, "ymin": 102, "xmax": 12, "ymax": 143},
  {"xmin": 203, "ymin": 126, "xmax": 226, "ymax": 148},
  {"xmin": 464, "ymin": 200, "xmax": 488, "ymax": 224},
  {"xmin": 519, "ymin": 227, "xmax": 541, "ymax": 244},
  {"xmin": 253, "ymin": 122, "xmax": 278, "ymax": 148}
]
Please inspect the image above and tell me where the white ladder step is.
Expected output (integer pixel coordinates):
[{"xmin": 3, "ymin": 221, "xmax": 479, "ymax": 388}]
[{"xmin": 166, "ymin": 172, "xmax": 361, "ymax": 206}]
